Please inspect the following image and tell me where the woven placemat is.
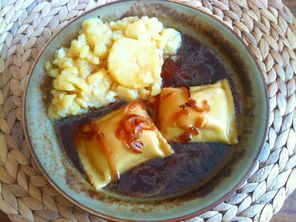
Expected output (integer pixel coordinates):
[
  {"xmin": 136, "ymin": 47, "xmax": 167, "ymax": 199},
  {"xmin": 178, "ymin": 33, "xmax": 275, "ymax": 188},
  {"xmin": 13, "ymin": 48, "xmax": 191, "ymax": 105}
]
[{"xmin": 0, "ymin": 0, "xmax": 295, "ymax": 221}]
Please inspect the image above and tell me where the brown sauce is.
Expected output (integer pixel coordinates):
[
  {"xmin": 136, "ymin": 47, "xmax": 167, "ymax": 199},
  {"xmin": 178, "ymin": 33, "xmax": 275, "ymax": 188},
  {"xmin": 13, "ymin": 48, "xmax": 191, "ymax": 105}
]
[
  {"xmin": 106, "ymin": 142, "xmax": 231, "ymax": 197},
  {"xmin": 56, "ymin": 34, "xmax": 238, "ymax": 198}
]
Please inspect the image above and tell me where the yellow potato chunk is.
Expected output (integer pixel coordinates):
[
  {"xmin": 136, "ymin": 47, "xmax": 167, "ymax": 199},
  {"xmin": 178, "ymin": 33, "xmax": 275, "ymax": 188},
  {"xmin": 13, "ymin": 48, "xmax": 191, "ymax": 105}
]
[
  {"xmin": 116, "ymin": 85, "xmax": 139, "ymax": 100},
  {"xmin": 158, "ymin": 28, "xmax": 182, "ymax": 55},
  {"xmin": 108, "ymin": 37, "xmax": 163, "ymax": 89},
  {"xmin": 125, "ymin": 20, "xmax": 151, "ymax": 42},
  {"xmin": 82, "ymin": 18, "xmax": 112, "ymax": 50}
]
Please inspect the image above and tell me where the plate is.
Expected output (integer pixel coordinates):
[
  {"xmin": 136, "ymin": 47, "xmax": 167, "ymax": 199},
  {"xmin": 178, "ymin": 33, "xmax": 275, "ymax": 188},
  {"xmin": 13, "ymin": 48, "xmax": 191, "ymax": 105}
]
[{"xmin": 23, "ymin": 1, "xmax": 269, "ymax": 221}]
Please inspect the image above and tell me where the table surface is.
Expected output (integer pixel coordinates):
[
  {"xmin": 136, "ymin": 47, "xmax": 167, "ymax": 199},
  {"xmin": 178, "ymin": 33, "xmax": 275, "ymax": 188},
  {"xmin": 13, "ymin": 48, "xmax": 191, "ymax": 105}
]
[{"xmin": 0, "ymin": 0, "xmax": 295, "ymax": 221}]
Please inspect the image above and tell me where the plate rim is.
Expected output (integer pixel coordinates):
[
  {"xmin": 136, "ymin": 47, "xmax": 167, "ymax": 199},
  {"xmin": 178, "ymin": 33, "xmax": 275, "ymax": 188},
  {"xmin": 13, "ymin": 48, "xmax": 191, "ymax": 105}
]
[{"xmin": 22, "ymin": 0, "xmax": 270, "ymax": 221}]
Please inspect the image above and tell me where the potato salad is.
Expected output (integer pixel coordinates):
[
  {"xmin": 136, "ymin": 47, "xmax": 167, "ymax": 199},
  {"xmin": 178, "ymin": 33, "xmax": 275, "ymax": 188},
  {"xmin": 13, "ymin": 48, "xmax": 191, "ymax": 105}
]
[{"xmin": 45, "ymin": 16, "xmax": 182, "ymax": 119}]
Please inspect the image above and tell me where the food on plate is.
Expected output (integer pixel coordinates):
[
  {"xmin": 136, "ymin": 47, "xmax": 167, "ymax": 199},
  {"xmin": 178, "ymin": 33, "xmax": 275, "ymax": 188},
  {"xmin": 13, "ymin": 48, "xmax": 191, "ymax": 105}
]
[
  {"xmin": 54, "ymin": 29, "xmax": 242, "ymax": 195},
  {"xmin": 45, "ymin": 16, "xmax": 182, "ymax": 119},
  {"xmin": 73, "ymin": 100, "xmax": 173, "ymax": 189},
  {"xmin": 107, "ymin": 37, "xmax": 162, "ymax": 89},
  {"xmin": 49, "ymin": 15, "xmax": 240, "ymax": 194},
  {"xmin": 158, "ymin": 79, "xmax": 238, "ymax": 144}
]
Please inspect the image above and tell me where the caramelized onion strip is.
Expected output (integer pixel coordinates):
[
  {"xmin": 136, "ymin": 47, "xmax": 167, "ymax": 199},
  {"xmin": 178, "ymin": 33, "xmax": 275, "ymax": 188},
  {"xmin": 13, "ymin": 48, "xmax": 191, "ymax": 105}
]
[{"xmin": 96, "ymin": 130, "xmax": 119, "ymax": 181}]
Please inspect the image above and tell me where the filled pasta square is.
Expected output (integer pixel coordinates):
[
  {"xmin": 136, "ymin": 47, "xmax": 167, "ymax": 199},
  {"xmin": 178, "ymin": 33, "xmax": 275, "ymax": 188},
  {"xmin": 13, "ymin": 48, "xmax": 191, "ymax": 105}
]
[
  {"xmin": 158, "ymin": 79, "xmax": 238, "ymax": 144},
  {"xmin": 73, "ymin": 100, "xmax": 173, "ymax": 189}
]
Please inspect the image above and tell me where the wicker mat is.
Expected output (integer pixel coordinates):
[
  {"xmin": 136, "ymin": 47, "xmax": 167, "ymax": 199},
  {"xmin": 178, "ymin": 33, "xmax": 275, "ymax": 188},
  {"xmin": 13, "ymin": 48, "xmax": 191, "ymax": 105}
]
[{"xmin": 0, "ymin": 0, "xmax": 295, "ymax": 221}]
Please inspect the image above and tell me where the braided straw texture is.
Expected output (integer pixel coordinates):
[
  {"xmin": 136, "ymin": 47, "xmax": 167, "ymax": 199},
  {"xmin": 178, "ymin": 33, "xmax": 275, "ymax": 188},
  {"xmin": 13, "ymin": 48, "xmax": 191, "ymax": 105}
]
[{"xmin": 0, "ymin": 0, "xmax": 295, "ymax": 221}]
